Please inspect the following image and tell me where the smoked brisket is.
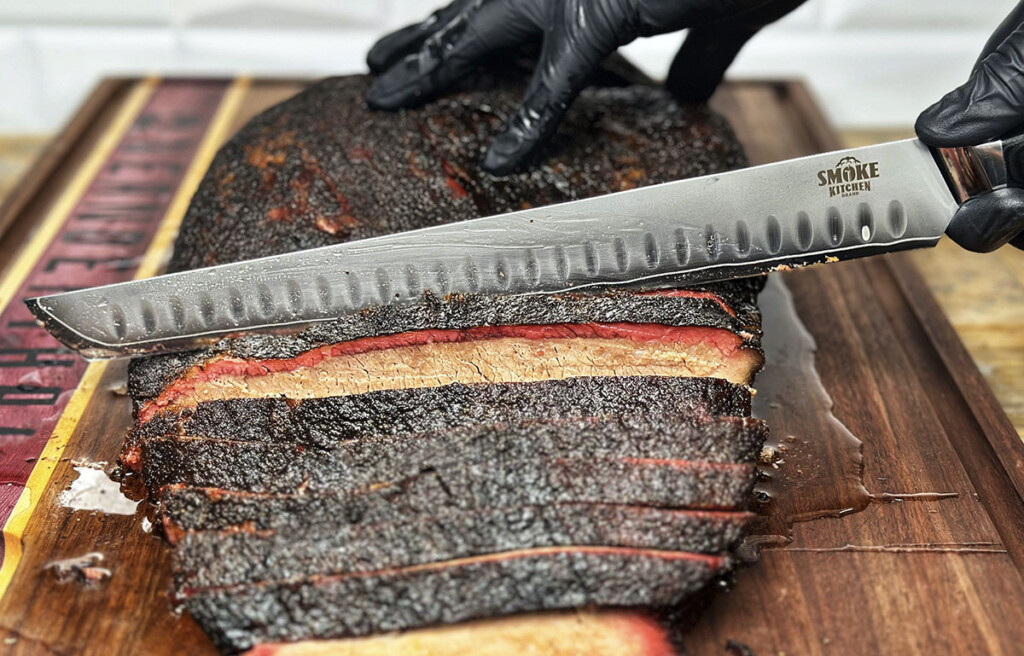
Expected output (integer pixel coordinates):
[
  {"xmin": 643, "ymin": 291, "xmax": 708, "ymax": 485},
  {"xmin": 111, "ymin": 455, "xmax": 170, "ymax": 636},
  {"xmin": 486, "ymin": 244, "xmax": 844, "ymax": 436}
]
[
  {"xmin": 240, "ymin": 610, "xmax": 681, "ymax": 656},
  {"xmin": 125, "ymin": 375, "xmax": 752, "ymax": 470},
  {"xmin": 166, "ymin": 75, "xmax": 745, "ymax": 273},
  {"xmin": 181, "ymin": 548, "xmax": 727, "ymax": 652},
  {"xmin": 138, "ymin": 403, "xmax": 763, "ymax": 491},
  {"xmin": 174, "ymin": 505, "xmax": 755, "ymax": 589},
  {"xmin": 123, "ymin": 70, "xmax": 770, "ymax": 654},
  {"xmin": 158, "ymin": 455, "xmax": 754, "ymax": 537},
  {"xmin": 128, "ymin": 286, "xmax": 763, "ymax": 405}
]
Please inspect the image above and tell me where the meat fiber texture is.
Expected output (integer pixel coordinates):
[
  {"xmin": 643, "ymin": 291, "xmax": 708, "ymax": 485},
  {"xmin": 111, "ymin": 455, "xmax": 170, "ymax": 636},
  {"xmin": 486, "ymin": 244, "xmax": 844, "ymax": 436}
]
[{"xmin": 122, "ymin": 67, "xmax": 770, "ymax": 654}]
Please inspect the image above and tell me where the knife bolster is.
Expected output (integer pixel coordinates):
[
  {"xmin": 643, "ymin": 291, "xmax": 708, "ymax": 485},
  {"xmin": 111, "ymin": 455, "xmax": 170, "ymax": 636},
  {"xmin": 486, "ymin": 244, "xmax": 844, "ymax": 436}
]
[{"xmin": 935, "ymin": 141, "xmax": 1007, "ymax": 203}]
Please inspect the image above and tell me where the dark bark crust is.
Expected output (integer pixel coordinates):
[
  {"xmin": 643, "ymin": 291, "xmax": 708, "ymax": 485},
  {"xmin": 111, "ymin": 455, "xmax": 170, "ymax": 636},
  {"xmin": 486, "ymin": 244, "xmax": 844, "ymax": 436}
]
[
  {"xmin": 167, "ymin": 76, "xmax": 746, "ymax": 274},
  {"xmin": 141, "ymin": 415, "xmax": 767, "ymax": 493},
  {"xmin": 161, "ymin": 456, "xmax": 754, "ymax": 527},
  {"xmin": 192, "ymin": 452, "xmax": 751, "ymax": 507},
  {"xmin": 175, "ymin": 505, "xmax": 755, "ymax": 589},
  {"xmin": 131, "ymin": 375, "xmax": 751, "ymax": 449},
  {"xmin": 160, "ymin": 452, "xmax": 755, "ymax": 538},
  {"xmin": 183, "ymin": 549, "xmax": 725, "ymax": 652}
]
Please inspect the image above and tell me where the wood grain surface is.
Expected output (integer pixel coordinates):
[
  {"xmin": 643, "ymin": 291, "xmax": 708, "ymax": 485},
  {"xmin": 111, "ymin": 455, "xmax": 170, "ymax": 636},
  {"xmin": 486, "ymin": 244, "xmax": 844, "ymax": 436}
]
[
  {"xmin": 843, "ymin": 129, "xmax": 1024, "ymax": 443},
  {"xmin": 0, "ymin": 78, "xmax": 1022, "ymax": 656}
]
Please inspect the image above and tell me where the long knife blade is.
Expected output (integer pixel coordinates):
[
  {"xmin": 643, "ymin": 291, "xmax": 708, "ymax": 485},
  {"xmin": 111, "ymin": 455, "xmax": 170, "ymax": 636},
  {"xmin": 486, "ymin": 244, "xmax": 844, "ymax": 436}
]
[{"xmin": 26, "ymin": 138, "xmax": 958, "ymax": 359}]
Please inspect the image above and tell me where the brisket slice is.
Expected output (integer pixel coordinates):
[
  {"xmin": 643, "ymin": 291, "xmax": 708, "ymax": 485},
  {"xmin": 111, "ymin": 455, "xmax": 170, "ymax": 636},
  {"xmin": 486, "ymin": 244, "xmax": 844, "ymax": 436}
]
[
  {"xmin": 128, "ymin": 286, "xmax": 763, "ymax": 405},
  {"xmin": 141, "ymin": 416, "xmax": 767, "ymax": 492},
  {"xmin": 125, "ymin": 376, "xmax": 751, "ymax": 466},
  {"xmin": 135, "ymin": 322, "xmax": 761, "ymax": 424},
  {"xmin": 242, "ymin": 610, "xmax": 677, "ymax": 656},
  {"xmin": 159, "ymin": 448, "xmax": 756, "ymax": 534},
  {"xmin": 175, "ymin": 505, "xmax": 755, "ymax": 589},
  {"xmin": 155, "ymin": 452, "xmax": 753, "ymax": 507},
  {"xmin": 181, "ymin": 547, "xmax": 727, "ymax": 652},
  {"xmin": 160, "ymin": 456, "xmax": 754, "ymax": 531}
]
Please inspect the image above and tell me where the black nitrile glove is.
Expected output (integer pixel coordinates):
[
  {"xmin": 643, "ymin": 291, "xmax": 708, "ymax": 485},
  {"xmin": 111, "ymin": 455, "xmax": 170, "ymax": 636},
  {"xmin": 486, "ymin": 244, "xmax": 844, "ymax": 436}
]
[
  {"xmin": 367, "ymin": 0, "xmax": 807, "ymax": 175},
  {"xmin": 916, "ymin": 1, "xmax": 1024, "ymax": 252}
]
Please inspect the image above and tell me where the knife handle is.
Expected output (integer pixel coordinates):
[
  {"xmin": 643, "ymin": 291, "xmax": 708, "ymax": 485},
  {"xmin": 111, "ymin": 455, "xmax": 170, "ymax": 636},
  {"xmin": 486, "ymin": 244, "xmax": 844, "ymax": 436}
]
[{"xmin": 934, "ymin": 137, "xmax": 1017, "ymax": 204}]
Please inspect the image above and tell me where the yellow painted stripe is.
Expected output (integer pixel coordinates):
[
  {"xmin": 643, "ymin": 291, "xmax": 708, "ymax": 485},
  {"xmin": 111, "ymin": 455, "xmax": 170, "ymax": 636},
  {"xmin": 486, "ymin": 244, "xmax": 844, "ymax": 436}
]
[
  {"xmin": 0, "ymin": 77, "xmax": 250, "ymax": 600},
  {"xmin": 134, "ymin": 76, "xmax": 251, "ymax": 280},
  {"xmin": 0, "ymin": 362, "xmax": 110, "ymax": 599},
  {"xmin": 0, "ymin": 78, "xmax": 158, "ymax": 313}
]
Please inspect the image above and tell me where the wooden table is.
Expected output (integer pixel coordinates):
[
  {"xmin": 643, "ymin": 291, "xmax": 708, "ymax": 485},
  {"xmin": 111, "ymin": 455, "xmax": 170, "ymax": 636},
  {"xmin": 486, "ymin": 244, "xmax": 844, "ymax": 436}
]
[{"xmin": 0, "ymin": 77, "xmax": 1023, "ymax": 655}]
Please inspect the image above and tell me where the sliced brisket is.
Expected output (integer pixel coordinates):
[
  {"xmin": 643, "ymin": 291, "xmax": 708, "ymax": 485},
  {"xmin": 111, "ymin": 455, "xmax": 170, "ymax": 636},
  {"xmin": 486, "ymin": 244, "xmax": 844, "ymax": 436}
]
[
  {"xmin": 128, "ymin": 286, "xmax": 763, "ymax": 405},
  {"xmin": 159, "ymin": 456, "xmax": 754, "ymax": 538},
  {"xmin": 175, "ymin": 505, "xmax": 755, "ymax": 589},
  {"xmin": 122, "ymin": 69, "xmax": 769, "ymax": 654},
  {"xmin": 242, "ymin": 610, "xmax": 677, "ymax": 656},
  {"xmin": 182, "ymin": 547, "xmax": 727, "ymax": 652},
  {"xmin": 126, "ymin": 375, "xmax": 751, "ymax": 468},
  {"xmin": 137, "ymin": 322, "xmax": 760, "ymax": 423},
  {"xmin": 141, "ymin": 416, "xmax": 766, "ymax": 492}
]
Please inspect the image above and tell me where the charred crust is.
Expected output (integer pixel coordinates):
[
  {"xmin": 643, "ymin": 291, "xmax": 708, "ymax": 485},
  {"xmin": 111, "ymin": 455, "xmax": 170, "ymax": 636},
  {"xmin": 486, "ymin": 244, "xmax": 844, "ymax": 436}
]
[
  {"xmin": 125, "ymin": 375, "xmax": 752, "ymax": 460},
  {"xmin": 167, "ymin": 76, "xmax": 746, "ymax": 274},
  {"xmin": 175, "ymin": 504, "xmax": 757, "ymax": 590},
  {"xmin": 140, "ymin": 415, "xmax": 767, "ymax": 493},
  {"xmin": 123, "ymin": 69, "xmax": 772, "ymax": 651},
  {"xmin": 184, "ymin": 549, "xmax": 729, "ymax": 651}
]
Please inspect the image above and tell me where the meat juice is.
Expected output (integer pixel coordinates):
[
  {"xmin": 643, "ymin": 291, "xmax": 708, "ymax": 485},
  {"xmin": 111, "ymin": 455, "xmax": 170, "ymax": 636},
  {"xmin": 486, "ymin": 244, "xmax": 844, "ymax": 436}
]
[{"xmin": 751, "ymin": 274, "xmax": 955, "ymax": 547}]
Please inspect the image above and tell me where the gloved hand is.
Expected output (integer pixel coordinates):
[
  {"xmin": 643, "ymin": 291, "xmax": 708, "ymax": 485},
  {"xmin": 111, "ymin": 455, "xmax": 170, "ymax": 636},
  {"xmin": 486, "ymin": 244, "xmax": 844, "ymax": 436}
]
[
  {"xmin": 367, "ymin": 0, "xmax": 806, "ymax": 175},
  {"xmin": 916, "ymin": 1, "xmax": 1024, "ymax": 252}
]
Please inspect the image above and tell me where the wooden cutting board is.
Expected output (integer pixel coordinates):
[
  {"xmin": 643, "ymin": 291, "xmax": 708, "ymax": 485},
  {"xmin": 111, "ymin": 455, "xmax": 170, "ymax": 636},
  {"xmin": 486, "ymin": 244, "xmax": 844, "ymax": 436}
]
[{"xmin": 0, "ymin": 77, "xmax": 1023, "ymax": 655}]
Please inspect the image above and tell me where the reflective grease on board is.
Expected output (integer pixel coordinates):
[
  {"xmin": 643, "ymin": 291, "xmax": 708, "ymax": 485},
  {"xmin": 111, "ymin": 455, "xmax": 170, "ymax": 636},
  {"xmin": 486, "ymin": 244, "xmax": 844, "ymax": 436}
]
[{"xmin": 751, "ymin": 275, "xmax": 956, "ymax": 545}]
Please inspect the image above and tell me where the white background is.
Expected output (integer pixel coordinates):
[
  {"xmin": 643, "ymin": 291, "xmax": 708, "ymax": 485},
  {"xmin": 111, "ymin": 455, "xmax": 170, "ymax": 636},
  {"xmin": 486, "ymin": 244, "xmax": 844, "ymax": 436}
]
[{"xmin": 0, "ymin": 0, "xmax": 1017, "ymax": 133}]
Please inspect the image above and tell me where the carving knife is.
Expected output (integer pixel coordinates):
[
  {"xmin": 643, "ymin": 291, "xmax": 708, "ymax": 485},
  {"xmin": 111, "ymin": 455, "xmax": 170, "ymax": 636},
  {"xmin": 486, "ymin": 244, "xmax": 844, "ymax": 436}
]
[{"xmin": 25, "ymin": 136, "xmax": 1012, "ymax": 359}]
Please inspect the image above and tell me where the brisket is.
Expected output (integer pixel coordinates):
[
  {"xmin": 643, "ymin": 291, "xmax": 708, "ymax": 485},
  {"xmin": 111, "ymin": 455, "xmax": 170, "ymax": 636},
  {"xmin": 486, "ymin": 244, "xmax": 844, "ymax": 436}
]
[
  {"xmin": 175, "ymin": 505, "xmax": 755, "ymax": 589},
  {"xmin": 242, "ymin": 610, "xmax": 678, "ymax": 656},
  {"xmin": 128, "ymin": 286, "xmax": 763, "ymax": 404},
  {"xmin": 153, "ymin": 451, "xmax": 754, "ymax": 506},
  {"xmin": 122, "ymin": 69, "xmax": 770, "ymax": 653},
  {"xmin": 141, "ymin": 416, "xmax": 766, "ymax": 492},
  {"xmin": 135, "ymin": 321, "xmax": 760, "ymax": 422},
  {"xmin": 159, "ymin": 456, "xmax": 754, "ymax": 538},
  {"xmin": 165, "ymin": 76, "xmax": 746, "ymax": 274},
  {"xmin": 124, "ymin": 375, "xmax": 751, "ymax": 472},
  {"xmin": 182, "ymin": 547, "xmax": 727, "ymax": 651}
]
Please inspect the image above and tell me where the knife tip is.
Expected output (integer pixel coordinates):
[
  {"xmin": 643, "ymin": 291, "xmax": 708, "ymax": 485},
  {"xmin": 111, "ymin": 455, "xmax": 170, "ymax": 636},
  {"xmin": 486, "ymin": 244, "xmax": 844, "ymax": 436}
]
[{"xmin": 22, "ymin": 296, "xmax": 45, "ymax": 323}]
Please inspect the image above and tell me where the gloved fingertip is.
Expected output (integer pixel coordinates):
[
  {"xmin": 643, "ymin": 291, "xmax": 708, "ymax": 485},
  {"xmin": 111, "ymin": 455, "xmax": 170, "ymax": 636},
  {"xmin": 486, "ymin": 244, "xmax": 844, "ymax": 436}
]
[
  {"xmin": 366, "ymin": 44, "xmax": 392, "ymax": 74},
  {"xmin": 914, "ymin": 65, "xmax": 1024, "ymax": 147},
  {"xmin": 914, "ymin": 92, "xmax": 984, "ymax": 148},
  {"xmin": 913, "ymin": 104, "xmax": 952, "ymax": 147},
  {"xmin": 366, "ymin": 57, "xmax": 430, "ymax": 110},
  {"xmin": 945, "ymin": 187, "xmax": 1024, "ymax": 252},
  {"xmin": 365, "ymin": 80, "xmax": 403, "ymax": 111},
  {"xmin": 481, "ymin": 129, "xmax": 533, "ymax": 176},
  {"xmin": 367, "ymin": 24, "xmax": 427, "ymax": 74}
]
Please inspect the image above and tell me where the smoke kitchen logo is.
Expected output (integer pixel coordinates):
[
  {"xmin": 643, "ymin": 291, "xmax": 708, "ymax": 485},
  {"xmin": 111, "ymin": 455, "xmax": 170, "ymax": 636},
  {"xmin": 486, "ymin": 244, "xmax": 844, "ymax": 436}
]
[{"xmin": 817, "ymin": 156, "xmax": 880, "ymax": 198}]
